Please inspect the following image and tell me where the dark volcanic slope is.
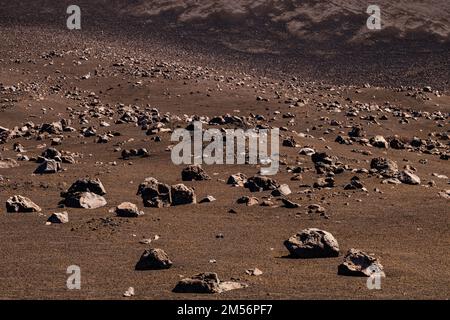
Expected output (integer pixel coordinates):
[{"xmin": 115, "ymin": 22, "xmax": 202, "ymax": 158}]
[{"xmin": 1, "ymin": 0, "xmax": 449, "ymax": 89}]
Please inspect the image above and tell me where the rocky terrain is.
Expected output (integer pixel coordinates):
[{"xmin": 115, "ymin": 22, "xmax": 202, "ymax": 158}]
[{"xmin": 0, "ymin": 1, "xmax": 449, "ymax": 299}]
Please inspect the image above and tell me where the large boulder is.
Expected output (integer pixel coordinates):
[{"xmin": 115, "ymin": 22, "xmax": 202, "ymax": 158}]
[
  {"xmin": 181, "ymin": 165, "xmax": 211, "ymax": 181},
  {"xmin": 338, "ymin": 248, "xmax": 385, "ymax": 277},
  {"xmin": 65, "ymin": 178, "xmax": 106, "ymax": 196},
  {"xmin": 135, "ymin": 248, "xmax": 173, "ymax": 270},
  {"xmin": 284, "ymin": 228, "xmax": 340, "ymax": 258},
  {"xmin": 64, "ymin": 192, "xmax": 107, "ymax": 209},
  {"xmin": 137, "ymin": 177, "xmax": 171, "ymax": 208},
  {"xmin": 6, "ymin": 195, "xmax": 41, "ymax": 213},
  {"xmin": 171, "ymin": 184, "xmax": 196, "ymax": 206}
]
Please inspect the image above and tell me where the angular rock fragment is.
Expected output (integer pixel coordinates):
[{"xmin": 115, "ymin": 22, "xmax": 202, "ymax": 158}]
[
  {"xmin": 244, "ymin": 176, "xmax": 279, "ymax": 192},
  {"xmin": 199, "ymin": 195, "xmax": 216, "ymax": 203},
  {"xmin": 271, "ymin": 184, "xmax": 292, "ymax": 196},
  {"xmin": 115, "ymin": 202, "xmax": 143, "ymax": 217},
  {"xmin": 64, "ymin": 192, "xmax": 107, "ymax": 209},
  {"xmin": 0, "ymin": 126, "xmax": 11, "ymax": 144},
  {"xmin": 370, "ymin": 135, "xmax": 389, "ymax": 148},
  {"xmin": 65, "ymin": 178, "xmax": 107, "ymax": 196},
  {"xmin": 338, "ymin": 248, "xmax": 385, "ymax": 277},
  {"xmin": 137, "ymin": 177, "xmax": 171, "ymax": 208},
  {"xmin": 284, "ymin": 228, "xmax": 339, "ymax": 258},
  {"xmin": 237, "ymin": 196, "xmax": 259, "ymax": 206},
  {"xmin": 173, "ymin": 272, "xmax": 247, "ymax": 294},
  {"xmin": 173, "ymin": 272, "xmax": 221, "ymax": 293},
  {"xmin": 135, "ymin": 248, "xmax": 173, "ymax": 270},
  {"xmin": 181, "ymin": 165, "xmax": 211, "ymax": 181},
  {"xmin": 34, "ymin": 159, "xmax": 62, "ymax": 174},
  {"xmin": 370, "ymin": 157, "xmax": 398, "ymax": 174},
  {"xmin": 313, "ymin": 177, "xmax": 335, "ymax": 188},
  {"xmin": 281, "ymin": 198, "xmax": 300, "ymax": 208},
  {"xmin": 6, "ymin": 195, "xmax": 41, "ymax": 213},
  {"xmin": 344, "ymin": 176, "xmax": 365, "ymax": 190},
  {"xmin": 227, "ymin": 173, "xmax": 247, "ymax": 186},
  {"xmin": 171, "ymin": 184, "xmax": 196, "ymax": 206},
  {"xmin": 396, "ymin": 170, "xmax": 421, "ymax": 185},
  {"xmin": 47, "ymin": 212, "xmax": 69, "ymax": 224},
  {"xmin": 0, "ymin": 158, "xmax": 19, "ymax": 169}
]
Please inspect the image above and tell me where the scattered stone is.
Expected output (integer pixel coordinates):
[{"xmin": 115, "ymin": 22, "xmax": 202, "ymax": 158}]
[
  {"xmin": 34, "ymin": 159, "xmax": 61, "ymax": 174},
  {"xmin": 199, "ymin": 195, "xmax": 216, "ymax": 203},
  {"xmin": 115, "ymin": 202, "xmax": 143, "ymax": 217},
  {"xmin": 123, "ymin": 287, "xmax": 135, "ymax": 297},
  {"xmin": 173, "ymin": 273, "xmax": 246, "ymax": 294},
  {"xmin": 237, "ymin": 196, "xmax": 259, "ymax": 206},
  {"xmin": 137, "ymin": 177, "xmax": 171, "ymax": 208},
  {"xmin": 271, "ymin": 184, "xmax": 292, "ymax": 196},
  {"xmin": 284, "ymin": 228, "xmax": 339, "ymax": 258},
  {"xmin": 370, "ymin": 157, "xmax": 398, "ymax": 174},
  {"xmin": 396, "ymin": 170, "xmax": 421, "ymax": 185},
  {"xmin": 0, "ymin": 158, "xmax": 19, "ymax": 169},
  {"xmin": 281, "ymin": 198, "xmax": 301, "ymax": 208},
  {"xmin": 245, "ymin": 176, "xmax": 279, "ymax": 192},
  {"xmin": 338, "ymin": 249, "xmax": 385, "ymax": 277},
  {"xmin": 370, "ymin": 135, "xmax": 389, "ymax": 148},
  {"xmin": 245, "ymin": 268, "xmax": 263, "ymax": 276},
  {"xmin": 65, "ymin": 178, "xmax": 106, "ymax": 196},
  {"xmin": 182, "ymin": 165, "xmax": 211, "ymax": 181},
  {"xmin": 64, "ymin": 192, "xmax": 107, "ymax": 209},
  {"xmin": 171, "ymin": 184, "xmax": 196, "ymax": 205},
  {"xmin": 47, "ymin": 212, "xmax": 69, "ymax": 224},
  {"xmin": 6, "ymin": 195, "xmax": 42, "ymax": 213},
  {"xmin": 227, "ymin": 173, "xmax": 247, "ymax": 186},
  {"xmin": 135, "ymin": 248, "xmax": 173, "ymax": 270}
]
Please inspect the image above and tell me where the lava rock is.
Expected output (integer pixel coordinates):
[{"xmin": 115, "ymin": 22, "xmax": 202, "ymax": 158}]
[
  {"xmin": 245, "ymin": 176, "xmax": 279, "ymax": 192},
  {"xmin": 34, "ymin": 159, "xmax": 61, "ymax": 174},
  {"xmin": 64, "ymin": 192, "xmax": 107, "ymax": 209},
  {"xmin": 338, "ymin": 248, "xmax": 385, "ymax": 277},
  {"xmin": 135, "ymin": 248, "xmax": 173, "ymax": 270},
  {"xmin": 227, "ymin": 173, "xmax": 247, "ymax": 186},
  {"xmin": 115, "ymin": 202, "xmax": 143, "ymax": 217},
  {"xmin": 47, "ymin": 212, "xmax": 69, "ymax": 224},
  {"xmin": 137, "ymin": 177, "xmax": 171, "ymax": 208},
  {"xmin": 6, "ymin": 195, "xmax": 41, "ymax": 213},
  {"xmin": 181, "ymin": 165, "xmax": 211, "ymax": 181},
  {"xmin": 171, "ymin": 184, "xmax": 196, "ymax": 206},
  {"xmin": 173, "ymin": 272, "xmax": 221, "ymax": 294},
  {"xmin": 284, "ymin": 228, "xmax": 340, "ymax": 258}
]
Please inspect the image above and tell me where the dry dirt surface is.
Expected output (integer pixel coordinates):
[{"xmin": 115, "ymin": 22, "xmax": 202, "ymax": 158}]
[{"xmin": 0, "ymin": 1, "xmax": 449, "ymax": 300}]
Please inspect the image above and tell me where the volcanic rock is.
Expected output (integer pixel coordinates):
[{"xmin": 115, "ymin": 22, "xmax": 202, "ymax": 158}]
[
  {"xmin": 47, "ymin": 212, "xmax": 69, "ymax": 224},
  {"xmin": 338, "ymin": 248, "xmax": 385, "ymax": 277},
  {"xmin": 6, "ymin": 195, "xmax": 41, "ymax": 213},
  {"xmin": 137, "ymin": 177, "xmax": 171, "ymax": 208},
  {"xmin": 171, "ymin": 184, "xmax": 196, "ymax": 205},
  {"xmin": 135, "ymin": 248, "xmax": 173, "ymax": 270},
  {"xmin": 181, "ymin": 165, "xmax": 211, "ymax": 181},
  {"xmin": 115, "ymin": 202, "xmax": 143, "ymax": 217},
  {"xmin": 284, "ymin": 228, "xmax": 339, "ymax": 258}
]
